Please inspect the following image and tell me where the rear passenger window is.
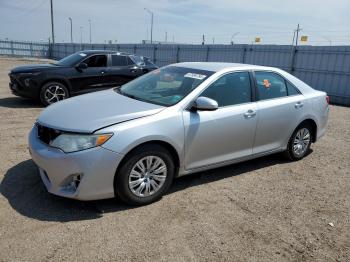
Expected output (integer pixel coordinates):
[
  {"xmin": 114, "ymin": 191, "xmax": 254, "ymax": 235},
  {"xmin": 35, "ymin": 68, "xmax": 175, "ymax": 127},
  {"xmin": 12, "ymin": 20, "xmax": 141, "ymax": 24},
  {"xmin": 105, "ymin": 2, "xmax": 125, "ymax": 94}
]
[
  {"xmin": 255, "ymin": 72, "xmax": 287, "ymax": 100},
  {"xmin": 112, "ymin": 55, "xmax": 128, "ymax": 66},
  {"xmin": 200, "ymin": 72, "xmax": 251, "ymax": 107},
  {"xmin": 286, "ymin": 81, "xmax": 301, "ymax": 96}
]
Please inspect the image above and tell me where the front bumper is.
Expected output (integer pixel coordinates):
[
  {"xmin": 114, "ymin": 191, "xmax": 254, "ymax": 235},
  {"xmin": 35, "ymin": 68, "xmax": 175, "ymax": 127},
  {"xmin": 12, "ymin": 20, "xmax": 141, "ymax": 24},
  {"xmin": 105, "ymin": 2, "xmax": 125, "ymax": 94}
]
[
  {"xmin": 28, "ymin": 126, "xmax": 124, "ymax": 200},
  {"xmin": 8, "ymin": 74, "xmax": 39, "ymax": 99}
]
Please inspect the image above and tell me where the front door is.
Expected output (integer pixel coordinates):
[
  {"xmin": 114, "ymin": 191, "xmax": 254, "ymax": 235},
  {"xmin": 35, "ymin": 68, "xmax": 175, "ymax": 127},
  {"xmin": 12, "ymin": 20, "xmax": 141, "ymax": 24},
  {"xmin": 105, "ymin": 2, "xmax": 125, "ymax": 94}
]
[
  {"xmin": 70, "ymin": 54, "xmax": 109, "ymax": 94},
  {"xmin": 183, "ymin": 71, "xmax": 258, "ymax": 170}
]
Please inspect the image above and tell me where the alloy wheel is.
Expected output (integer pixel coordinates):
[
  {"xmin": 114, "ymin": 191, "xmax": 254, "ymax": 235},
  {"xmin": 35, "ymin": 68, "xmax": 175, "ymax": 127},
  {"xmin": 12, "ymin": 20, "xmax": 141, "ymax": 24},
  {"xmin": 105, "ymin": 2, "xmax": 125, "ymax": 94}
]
[
  {"xmin": 44, "ymin": 85, "xmax": 67, "ymax": 104},
  {"xmin": 293, "ymin": 128, "xmax": 311, "ymax": 156},
  {"xmin": 128, "ymin": 156, "xmax": 167, "ymax": 197}
]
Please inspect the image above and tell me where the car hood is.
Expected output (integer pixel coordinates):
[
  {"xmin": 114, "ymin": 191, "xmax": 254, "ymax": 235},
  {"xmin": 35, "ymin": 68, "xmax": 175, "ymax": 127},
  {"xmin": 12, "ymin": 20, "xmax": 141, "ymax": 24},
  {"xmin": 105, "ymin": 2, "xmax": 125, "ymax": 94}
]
[
  {"xmin": 11, "ymin": 63, "xmax": 62, "ymax": 73},
  {"xmin": 37, "ymin": 89, "xmax": 165, "ymax": 133}
]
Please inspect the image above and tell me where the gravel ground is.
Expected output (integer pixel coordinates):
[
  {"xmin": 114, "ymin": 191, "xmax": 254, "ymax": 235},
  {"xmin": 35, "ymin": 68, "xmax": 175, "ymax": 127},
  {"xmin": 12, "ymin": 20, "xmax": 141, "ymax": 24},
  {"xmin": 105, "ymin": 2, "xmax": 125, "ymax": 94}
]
[{"xmin": 0, "ymin": 57, "xmax": 349, "ymax": 262}]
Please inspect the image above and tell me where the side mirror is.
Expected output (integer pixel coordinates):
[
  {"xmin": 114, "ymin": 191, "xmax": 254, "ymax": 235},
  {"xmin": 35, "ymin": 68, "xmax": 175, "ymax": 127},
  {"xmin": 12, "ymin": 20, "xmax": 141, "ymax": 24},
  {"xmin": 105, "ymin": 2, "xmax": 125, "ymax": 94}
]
[
  {"xmin": 77, "ymin": 62, "xmax": 88, "ymax": 70},
  {"xmin": 192, "ymin": 96, "xmax": 218, "ymax": 111}
]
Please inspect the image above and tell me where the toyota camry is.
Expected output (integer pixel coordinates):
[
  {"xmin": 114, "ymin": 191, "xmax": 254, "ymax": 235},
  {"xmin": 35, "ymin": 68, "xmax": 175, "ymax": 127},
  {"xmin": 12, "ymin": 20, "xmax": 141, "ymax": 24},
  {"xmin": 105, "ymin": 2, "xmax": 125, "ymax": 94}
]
[{"xmin": 28, "ymin": 62, "xmax": 329, "ymax": 205}]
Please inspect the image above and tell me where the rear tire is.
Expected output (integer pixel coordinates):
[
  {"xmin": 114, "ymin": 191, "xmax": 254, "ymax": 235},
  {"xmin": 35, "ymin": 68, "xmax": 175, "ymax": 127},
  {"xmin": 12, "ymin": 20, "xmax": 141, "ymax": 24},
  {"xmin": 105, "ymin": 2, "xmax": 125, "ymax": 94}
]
[
  {"xmin": 40, "ymin": 81, "xmax": 69, "ymax": 106},
  {"xmin": 284, "ymin": 124, "xmax": 313, "ymax": 161},
  {"xmin": 115, "ymin": 144, "xmax": 175, "ymax": 205}
]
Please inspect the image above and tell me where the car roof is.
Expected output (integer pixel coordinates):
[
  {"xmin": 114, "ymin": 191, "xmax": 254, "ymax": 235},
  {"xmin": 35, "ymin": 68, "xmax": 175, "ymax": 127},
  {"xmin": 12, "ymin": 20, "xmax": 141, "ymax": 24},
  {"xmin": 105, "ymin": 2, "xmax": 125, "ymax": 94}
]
[
  {"xmin": 173, "ymin": 62, "xmax": 275, "ymax": 72},
  {"xmin": 78, "ymin": 50, "xmax": 132, "ymax": 56}
]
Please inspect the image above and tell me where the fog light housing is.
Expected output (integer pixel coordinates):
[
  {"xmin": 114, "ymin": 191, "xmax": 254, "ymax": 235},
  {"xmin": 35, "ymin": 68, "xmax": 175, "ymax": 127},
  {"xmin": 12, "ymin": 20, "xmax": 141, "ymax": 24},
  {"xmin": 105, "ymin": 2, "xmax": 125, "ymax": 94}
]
[
  {"xmin": 61, "ymin": 173, "xmax": 83, "ymax": 192},
  {"xmin": 24, "ymin": 78, "xmax": 31, "ymax": 87}
]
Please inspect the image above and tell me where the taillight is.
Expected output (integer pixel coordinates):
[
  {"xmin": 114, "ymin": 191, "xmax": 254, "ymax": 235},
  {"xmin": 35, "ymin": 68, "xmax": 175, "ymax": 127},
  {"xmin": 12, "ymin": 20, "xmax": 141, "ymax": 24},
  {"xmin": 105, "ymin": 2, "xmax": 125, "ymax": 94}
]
[{"xmin": 326, "ymin": 95, "xmax": 330, "ymax": 104}]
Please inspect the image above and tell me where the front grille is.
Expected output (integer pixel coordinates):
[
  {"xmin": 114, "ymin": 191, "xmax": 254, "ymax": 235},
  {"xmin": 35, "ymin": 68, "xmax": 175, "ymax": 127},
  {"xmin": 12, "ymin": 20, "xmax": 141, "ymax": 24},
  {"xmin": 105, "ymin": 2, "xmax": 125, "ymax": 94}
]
[{"xmin": 37, "ymin": 123, "xmax": 61, "ymax": 145}]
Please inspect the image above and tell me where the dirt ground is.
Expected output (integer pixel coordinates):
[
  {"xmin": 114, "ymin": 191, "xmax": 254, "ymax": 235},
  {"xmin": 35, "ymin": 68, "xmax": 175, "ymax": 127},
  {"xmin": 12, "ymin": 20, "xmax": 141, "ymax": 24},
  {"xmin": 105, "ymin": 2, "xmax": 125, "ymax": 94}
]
[{"xmin": 0, "ymin": 57, "xmax": 349, "ymax": 262}]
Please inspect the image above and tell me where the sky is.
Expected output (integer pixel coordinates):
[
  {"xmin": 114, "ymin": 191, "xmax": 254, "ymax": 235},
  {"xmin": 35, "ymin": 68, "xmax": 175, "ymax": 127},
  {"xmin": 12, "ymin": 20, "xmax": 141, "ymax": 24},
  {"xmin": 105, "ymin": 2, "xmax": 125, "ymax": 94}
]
[{"xmin": 0, "ymin": 0, "xmax": 349, "ymax": 45}]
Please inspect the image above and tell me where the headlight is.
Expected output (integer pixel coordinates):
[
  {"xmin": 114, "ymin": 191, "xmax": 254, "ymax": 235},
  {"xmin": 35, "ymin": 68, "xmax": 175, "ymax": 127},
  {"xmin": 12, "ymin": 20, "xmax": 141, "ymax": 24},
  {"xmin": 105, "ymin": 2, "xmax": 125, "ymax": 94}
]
[{"xmin": 50, "ymin": 133, "xmax": 113, "ymax": 153}]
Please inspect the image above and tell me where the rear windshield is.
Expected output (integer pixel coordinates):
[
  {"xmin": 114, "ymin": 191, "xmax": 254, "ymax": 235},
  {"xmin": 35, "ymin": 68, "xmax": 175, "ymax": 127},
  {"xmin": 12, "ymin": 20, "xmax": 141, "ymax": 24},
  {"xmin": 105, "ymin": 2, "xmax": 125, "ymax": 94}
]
[{"xmin": 116, "ymin": 66, "xmax": 214, "ymax": 106}]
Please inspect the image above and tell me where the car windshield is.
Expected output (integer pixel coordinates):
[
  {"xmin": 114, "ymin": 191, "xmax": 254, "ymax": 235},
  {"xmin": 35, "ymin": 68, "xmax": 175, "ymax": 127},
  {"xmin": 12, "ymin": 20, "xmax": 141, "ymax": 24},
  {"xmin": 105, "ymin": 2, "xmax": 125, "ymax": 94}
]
[
  {"xmin": 142, "ymin": 57, "xmax": 156, "ymax": 67},
  {"xmin": 116, "ymin": 66, "xmax": 214, "ymax": 106},
  {"xmin": 130, "ymin": 55, "xmax": 144, "ymax": 66},
  {"xmin": 55, "ymin": 52, "xmax": 86, "ymax": 66}
]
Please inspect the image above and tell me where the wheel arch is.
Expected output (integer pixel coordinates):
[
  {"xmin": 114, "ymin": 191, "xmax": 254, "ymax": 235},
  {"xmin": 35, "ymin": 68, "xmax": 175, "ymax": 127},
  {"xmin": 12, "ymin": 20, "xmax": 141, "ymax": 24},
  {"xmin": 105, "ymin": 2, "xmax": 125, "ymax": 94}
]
[
  {"xmin": 296, "ymin": 118, "xmax": 317, "ymax": 143},
  {"xmin": 39, "ymin": 78, "xmax": 72, "ymax": 96},
  {"xmin": 114, "ymin": 140, "xmax": 181, "ymax": 182}
]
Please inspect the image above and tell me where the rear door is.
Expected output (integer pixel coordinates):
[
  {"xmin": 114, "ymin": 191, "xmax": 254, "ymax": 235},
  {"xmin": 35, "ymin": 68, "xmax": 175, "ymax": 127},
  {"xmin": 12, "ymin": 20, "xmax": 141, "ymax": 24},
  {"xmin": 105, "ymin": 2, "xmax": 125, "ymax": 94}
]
[
  {"xmin": 107, "ymin": 54, "xmax": 142, "ymax": 86},
  {"xmin": 252, "ymin": 71, "xmax": 305, "ymax": 154}
]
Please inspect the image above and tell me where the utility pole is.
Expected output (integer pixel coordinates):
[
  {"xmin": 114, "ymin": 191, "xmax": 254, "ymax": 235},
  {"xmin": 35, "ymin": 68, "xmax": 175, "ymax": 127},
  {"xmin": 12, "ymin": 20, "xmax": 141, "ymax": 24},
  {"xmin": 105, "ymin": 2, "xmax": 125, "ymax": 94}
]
[
  {"xmin": 80, "ymin": 26, "xmax": 83, "ymax": 46},
  {"xmin": 50, "ymin": 0, "xmax": 55, "ymax": 44},
  {"xmin": 290, "ymin": 23, "xmax": 302, "ymax": 72},
  {"xmin": 68, "ymin": 17, "xmax": 73, "ymax": 43},
  {"xmin": 231, "ymin": 32, "xmax": 239, "ymax": 45},
  {"xmin": 212, "ymin": 37, "xmax": 215, "ymax": 44},
  {"xmin": 323, "ymin": 36, "xmax": 332, "ymax": 46},
  {"xmin": 165, "ymin": 31, "xmax": 167, "ymax": 43},
  {"xmin": 88, "ymin": 19, "xmax": 92, "ymax": 44},
  {"xmin": 144, "ymin": 8, "xmax": 153, "ymax": 44},
  {"xmin": 202, "ymin": 34, "xmax": 205, "ymax": 45},
  {"xmin": 295, "ymin": 23, "xmax": 302, "ymax": 46}
]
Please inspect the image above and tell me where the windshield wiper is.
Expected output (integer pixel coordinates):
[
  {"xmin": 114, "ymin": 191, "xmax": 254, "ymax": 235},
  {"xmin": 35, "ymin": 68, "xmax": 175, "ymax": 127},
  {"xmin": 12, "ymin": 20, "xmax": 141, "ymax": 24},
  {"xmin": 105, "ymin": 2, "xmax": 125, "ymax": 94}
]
[{"xmin": 114, "ymin": 87, "xmax": 137, "ymax": 99}]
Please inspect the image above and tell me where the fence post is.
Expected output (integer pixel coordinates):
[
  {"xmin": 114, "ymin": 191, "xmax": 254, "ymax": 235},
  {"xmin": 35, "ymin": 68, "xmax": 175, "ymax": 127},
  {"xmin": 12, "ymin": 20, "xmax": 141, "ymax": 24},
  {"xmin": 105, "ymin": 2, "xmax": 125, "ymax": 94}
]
[
  {"xmin": 176, "ymin": 45, "xmax": 180, "ymax": 63},
  {"xmin": 48, "ymin": 38, "xmax": 52, "ymax": 58},
  {"xmin": 289, "ymin": 45, "xmax": 297, "ymax": 73},
  {"xmin": 29, "ymin": 42, "xmax": 33, "ymax": 57},
  {"xmin": 10, "ymin": 41, "xmax": 14, "ymax": 56},
  {"xmin": 242, "ymin": 45, "xmax": 247, "ymax": 64},
  {"xmin": 153, "ymin": 45, "xmax": 157, "ymax": 63},
  {"xmin": 206, "ymin": 46, "xmax": 210, "ymax": 61}
]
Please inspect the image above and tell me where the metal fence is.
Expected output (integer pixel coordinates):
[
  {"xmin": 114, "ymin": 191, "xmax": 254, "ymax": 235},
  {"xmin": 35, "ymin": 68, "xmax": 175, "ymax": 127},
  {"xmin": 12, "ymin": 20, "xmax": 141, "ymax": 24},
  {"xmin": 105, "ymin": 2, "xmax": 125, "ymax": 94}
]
[
  {"xmin": 1, "ymin": 40, "xmax": 349, "ymax": 105},
  {"xmin": 0, "ymin": 40, "xmax": 50, "ymax": 58}
]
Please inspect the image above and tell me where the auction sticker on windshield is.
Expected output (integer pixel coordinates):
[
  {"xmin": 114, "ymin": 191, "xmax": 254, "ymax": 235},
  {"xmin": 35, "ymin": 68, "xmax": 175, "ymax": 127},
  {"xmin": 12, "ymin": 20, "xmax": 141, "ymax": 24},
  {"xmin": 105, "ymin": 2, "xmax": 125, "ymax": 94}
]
[{"xmin": 184, "ymin": 73, "xmax": 206, "ymax": 80}]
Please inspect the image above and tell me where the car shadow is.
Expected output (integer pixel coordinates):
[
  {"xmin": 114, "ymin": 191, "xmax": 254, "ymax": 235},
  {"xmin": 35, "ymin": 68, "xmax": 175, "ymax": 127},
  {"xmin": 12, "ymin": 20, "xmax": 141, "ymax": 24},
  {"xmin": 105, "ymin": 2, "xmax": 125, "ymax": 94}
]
[
  {"xmin": 0, "ymin": 152, "xmax": 305, "ymax": 222},
  {"xmin": 0, "ymin": 97, "xmax": 43, "ymax": 108}
]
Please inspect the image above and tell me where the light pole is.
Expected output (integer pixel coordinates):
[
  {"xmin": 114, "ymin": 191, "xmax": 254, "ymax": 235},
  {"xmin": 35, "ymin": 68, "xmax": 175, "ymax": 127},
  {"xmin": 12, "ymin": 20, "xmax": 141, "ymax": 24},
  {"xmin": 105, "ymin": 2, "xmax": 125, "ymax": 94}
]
[
  {"xmin": 50, "ymin": 0, "xmax": 55, "ymax": 44},
  {"xmin": 80, "ymin": 26, "xmax": 83, "ymax": 46},
  {"xmin": 88, "ymin": 19, "xmax": 92, "ymax": 44},
  {"xmin": 144, "ymin": 8, "xmax": 153, "ymax": 44},
  {"xmin": 230, "ymin": 32, "xmax": 239, "ymax": 45},
  {"xmin": 68, "ymin": 17, "xmax": 73, "ymax": 43},
  {"xmin": 323, "ymin": 36, "xmax": 332, "ymax": 46}
]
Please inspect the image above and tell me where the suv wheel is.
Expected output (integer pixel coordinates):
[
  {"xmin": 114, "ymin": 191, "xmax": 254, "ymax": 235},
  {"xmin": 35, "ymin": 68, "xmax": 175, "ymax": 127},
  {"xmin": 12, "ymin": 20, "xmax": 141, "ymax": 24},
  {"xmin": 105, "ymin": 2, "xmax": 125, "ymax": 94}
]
[
  {"xmin": 115, "ymin": 144, "xmax": 175, "ymax": 205},
  {"xmin": 284, "ymin": 124, "xmax": 313, "ymax": 160},
  {"xmin": 40, "ymin": 82, "xmax": 69, "ymax": 106}
]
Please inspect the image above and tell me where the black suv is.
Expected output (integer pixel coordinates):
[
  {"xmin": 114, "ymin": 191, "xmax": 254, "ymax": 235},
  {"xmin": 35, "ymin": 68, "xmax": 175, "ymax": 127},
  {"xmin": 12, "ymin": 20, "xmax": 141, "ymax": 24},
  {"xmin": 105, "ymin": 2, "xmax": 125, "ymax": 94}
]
[{"xmin": 9, "ymin": 50, "xmax": 158, "ymax": 105}]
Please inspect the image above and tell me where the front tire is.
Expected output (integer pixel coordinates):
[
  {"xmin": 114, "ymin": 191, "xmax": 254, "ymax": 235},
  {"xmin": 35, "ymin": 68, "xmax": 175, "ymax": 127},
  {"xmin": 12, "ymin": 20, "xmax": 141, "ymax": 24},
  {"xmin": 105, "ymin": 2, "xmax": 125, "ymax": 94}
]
[
  {"xmin": 284, "ymin": 124, "xmax": 313, "ymax": 161},
  {"xmin": 40, "ymin": 82, "xmax": 69, "ymax": 106},
  {"xmin": 115, "ymin": 144, "xmax": 175, "ymax": 205}
]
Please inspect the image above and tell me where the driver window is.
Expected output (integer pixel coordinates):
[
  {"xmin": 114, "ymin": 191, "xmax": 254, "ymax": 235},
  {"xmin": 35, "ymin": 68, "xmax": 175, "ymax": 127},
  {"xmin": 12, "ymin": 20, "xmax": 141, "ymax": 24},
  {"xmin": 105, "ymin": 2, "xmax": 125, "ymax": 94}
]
[
  {"xmin": 83, "ymin": 55, "xmax": 107, "ymax": 67},
  {"xmin": 200, "ymin": 72, "xmax": 252, "ymax": 107}
]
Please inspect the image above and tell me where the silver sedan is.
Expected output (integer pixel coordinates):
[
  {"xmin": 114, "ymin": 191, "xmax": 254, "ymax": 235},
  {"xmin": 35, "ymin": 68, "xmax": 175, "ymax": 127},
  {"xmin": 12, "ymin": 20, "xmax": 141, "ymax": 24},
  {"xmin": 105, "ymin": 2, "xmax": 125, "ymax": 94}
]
[{"xmin": 28, "ymin": 62, "xmax": 329, "ymax": 205}]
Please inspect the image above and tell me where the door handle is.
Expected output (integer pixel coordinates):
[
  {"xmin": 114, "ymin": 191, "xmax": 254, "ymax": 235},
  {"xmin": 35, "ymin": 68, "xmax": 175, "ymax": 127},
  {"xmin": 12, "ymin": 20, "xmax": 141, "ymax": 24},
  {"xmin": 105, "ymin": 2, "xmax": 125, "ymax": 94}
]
[
  {"xmin": 244, "ymin": 109, "xmax": 256, "ymax": 118},
  {"xmin": 295, "ymin": 101, "xmax": 303, "ymax": 109}
]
